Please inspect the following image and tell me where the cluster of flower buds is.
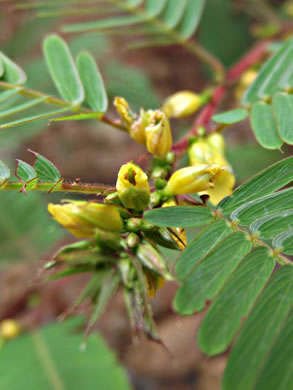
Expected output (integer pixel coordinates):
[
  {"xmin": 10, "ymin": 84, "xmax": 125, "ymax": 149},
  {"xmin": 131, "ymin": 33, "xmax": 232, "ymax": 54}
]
[
  {"xmin": 114, "ymin": 97, "xmax": 172, "ymax": 158},
  {"xmin": 188, "ymin": 133, "xmax": 235, "ymax": 205},
  {"xmin": 47, "ymin": 129, "xmax": 235, "ymax": 338}
]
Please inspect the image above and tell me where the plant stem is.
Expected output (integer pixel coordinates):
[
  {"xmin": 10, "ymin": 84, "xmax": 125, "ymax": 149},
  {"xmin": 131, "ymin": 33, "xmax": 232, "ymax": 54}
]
[
  {"xmin": 0, "ymin": 82, "xmax": 128, "ymax": 132},
  {"xmin": 1, "ymin": 180, "xmax": 115, "ymax": 194}
]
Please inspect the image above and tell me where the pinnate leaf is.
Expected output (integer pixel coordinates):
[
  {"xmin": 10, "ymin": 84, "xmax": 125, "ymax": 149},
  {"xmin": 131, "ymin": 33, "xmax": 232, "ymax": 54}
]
[
  {"xmin": 176, "ymin": 220, "xmax": 232, "ymax": 279},
  {"xmin": 174, "ymin": 232, "xmax": 252, "ymax": 314},
  {"xmin": 198, "ymin": 247, "xmax": 275, "ymax": 356},
  {"xmin": 223, "ymin": 266, "xmax": 293, "ymax": 390},
  {"xmin": 219, "ymin": 157, "xmax": 293, "ymax": 215}
]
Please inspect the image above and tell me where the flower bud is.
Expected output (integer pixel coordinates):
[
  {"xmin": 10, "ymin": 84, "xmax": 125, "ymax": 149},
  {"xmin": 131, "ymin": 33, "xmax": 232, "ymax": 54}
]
[
  {"xmin": 145, "ymin": 110, "xmax": 172, "ymax": 157},
  {"xmin": 163, "ymin": 91, "xmax": 202, "ymax": 118},
  {"xmin": 116, "ymin": 162, "xmax": 150, "ymax": 211},
  {"xmin": 164, "ymin": 165, "xmax": 223, "ymax": 196},
  {"xmin": 207, "ymin": 133, "xmax": 226, "ymax": 155},
  {"xmin": 114, "ymin": 97, "xmax": 135, "ymax": 128},
  {"xmin": 136, "ymin": 241, "xmax": 173, "ymax": 280},
  {"xmin": 95, "ymin": 227, "xmax": 122, "ymax": 252},
  {"xmin": 48, "ymin": 201, "xmax": 123, "ymax": 238},
  {"xmin": 0, "ymin": 319, "xmax": 21, "ymax": 341}
]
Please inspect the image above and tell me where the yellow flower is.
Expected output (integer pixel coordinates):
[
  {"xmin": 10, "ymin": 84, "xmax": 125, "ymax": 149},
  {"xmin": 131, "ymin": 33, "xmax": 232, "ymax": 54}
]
[
  {"xmin": 114, "ymin": 97, "xmax": 135, "ymax": 128},
  {"xmin": 188, "ymin": 133, "xmax": 235, "ymax": 205},
  {"xmin": 145, "ymin": 110, "xmax": 172, "ymax": 157},
  {"xmin": 129, "ymin": 108, "xmax": 148, "ymax": 145},
  {"xmin": 116, "ymin": 162, "xmax": 150, "ymax": 211},
  {"xmin": 164, "ymin": 164, "xmax": 223, "ymax": 196},
  {"xmin": 163, "ymin": 90, "xmax": 202, "ymax": 118},
  {"xmin": 48, "ymin": 201, "xmax": 123, "ymax": 238},
  {"xmin": 144, "ymin": 269, "xmax": 165, "ymax": 298},
  {"xmin": 0, "ymin": 319, "xmax": 21, "ymax": 341}
]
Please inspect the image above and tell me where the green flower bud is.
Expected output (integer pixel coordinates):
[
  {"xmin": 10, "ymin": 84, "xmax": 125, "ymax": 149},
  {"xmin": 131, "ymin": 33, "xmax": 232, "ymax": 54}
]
[
  {"xmin": 126, "ymin": 232, "xmax": 140, "ymax": 248},
  {"xmin": 136, "ymin": 241, "xmax": 173, "ymax": 280},
  {"xmin": 116, "ymin": 162, "xmax": 150, "ymax": 211}
]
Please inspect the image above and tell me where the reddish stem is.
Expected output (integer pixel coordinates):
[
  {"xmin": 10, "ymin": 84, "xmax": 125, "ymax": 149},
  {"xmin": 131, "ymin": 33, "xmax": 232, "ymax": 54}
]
[{"xmin": 172, "ymin": 39, "xmax": 272, "ymax": 154}]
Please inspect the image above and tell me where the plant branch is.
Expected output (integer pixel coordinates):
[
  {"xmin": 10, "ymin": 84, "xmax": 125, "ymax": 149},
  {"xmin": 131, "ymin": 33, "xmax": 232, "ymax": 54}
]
[
  {"xmin": 0, "ymin": 82, "xmax": 128, "ymax": 132},
  {"xmin": 1, "ymin": 180, "xmax": 115, "ymax": 194}
]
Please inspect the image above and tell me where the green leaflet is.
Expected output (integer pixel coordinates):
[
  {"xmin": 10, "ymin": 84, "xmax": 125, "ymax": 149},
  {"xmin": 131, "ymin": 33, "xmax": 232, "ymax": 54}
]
[
  {"xmin": 0, "ymin": 52, "xmax": 27, "ymax": 85},
  {"xmin": 212, "ymin": 108, "xmax": 249, "ymax": 124},
  {"xmin": 145, "ymin": 0, "xmax": 167, "ymax": 16},
  {"xmin": 144, "ymin": 206, "xmax": 214, "ymax": 228},
  {"xmin": 0, "ymin": 161, "xmax": 10, "ymax": 185},
  {"xmin": 174, "ymin": 232, "xmax": 252, "ymax": 315},
  {"xmin": 198, "ymin": 247, "xmax": 275, "ymax": 356},
  {"xmin": 219, "ymin": 157, "xmax": 293, "ymax": 215},
  {"xmin": 77, "ymin": 51, "xmax": 108, "ymax": 113},
  {"xmin": 273, "ymin": 229, "xmax": 293, "ymax": 255},
  {"xmin": 0, "ymin": 318, "xmax": 132, "ymax": 390},
  {"xmin": 250, "ymin": 101, "xmax": 282, "ymax": 149},
  {"xmin": 272, "ymin": 92, "xmax": 293, "ymax": 145},
  {"xmin": 43, "ymin": 34, "xmax": 85, "ymax": 104},
  {"xmin": 176, "ymin": 219, "xmax": 232, "ymax": 280},
  {"xmin": 250, "ymin": 210, "xmax": 293, "ymax": 239},
  {"xmin": 29, "ymin": 150, "xmax": 61, "ymax": 182},
  {"xmin": 176, "ymin": 0, "xmax": 206, "ymax": 38},
  {"xmin": 62, "ymin": 16, "xmax": 144, "ymax": 33},
  {"xmin": 223, "ymin": 266, "xmax": 293, "ymax": 390},
  {"xmin": 15, "ymin": 160, "xmax": 37, "ymax": 182},
  {"xmin": 242, "ymin": 37, "xmax": 293, "ymax": 105},
  {"xmin": 162, "ymin": 0, "xmax": 187, "ymax": 28},
  {"xmin": 231, "ymin": 187, "xmax": 293, "ymax": 226}
]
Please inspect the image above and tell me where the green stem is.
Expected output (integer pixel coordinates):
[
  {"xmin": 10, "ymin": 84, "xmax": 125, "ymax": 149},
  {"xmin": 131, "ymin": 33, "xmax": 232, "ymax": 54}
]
[
  {"xmin": 0, "ymin": 82, "xmax": 128, "ymax": 132},
  {"xmin": 1, "ymin": 180, "xmax": 115, "ymax": 194}
]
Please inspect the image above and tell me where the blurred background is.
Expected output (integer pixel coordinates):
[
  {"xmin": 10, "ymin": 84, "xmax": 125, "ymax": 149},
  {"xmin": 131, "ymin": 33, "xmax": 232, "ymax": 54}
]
[{"xmin": 0, "ymin": 1, "xmax": 291, "ymax": 389}]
